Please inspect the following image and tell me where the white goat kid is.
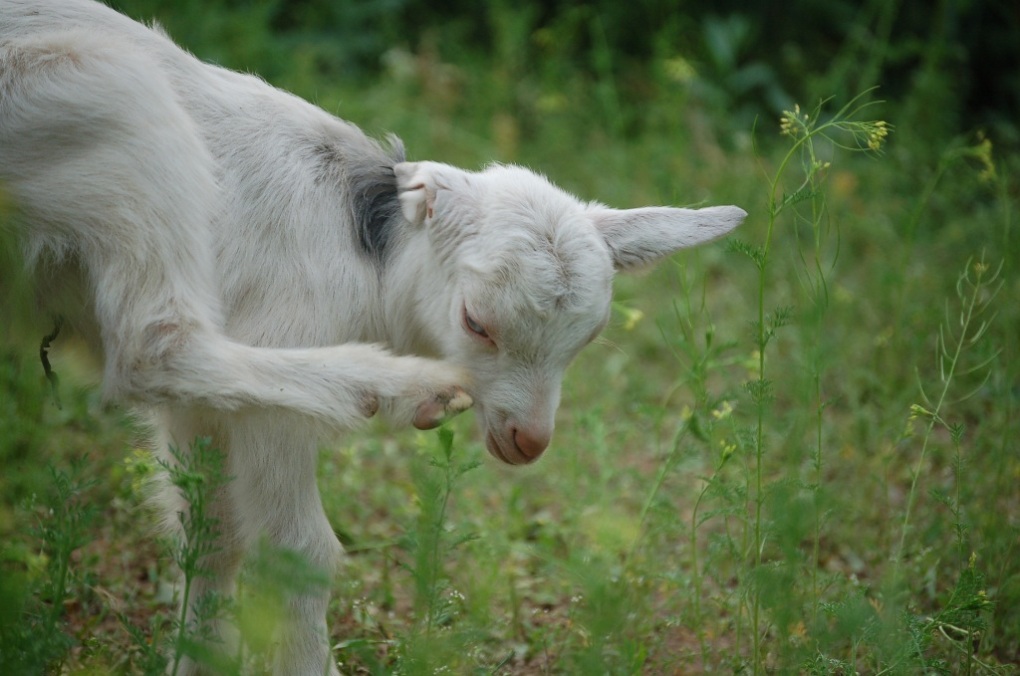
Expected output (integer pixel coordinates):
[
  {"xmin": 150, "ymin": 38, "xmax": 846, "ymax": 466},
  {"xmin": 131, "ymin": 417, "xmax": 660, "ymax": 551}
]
[{"xmin": 0, "ymin": 0, "xmax": 746, "ymax": 673}]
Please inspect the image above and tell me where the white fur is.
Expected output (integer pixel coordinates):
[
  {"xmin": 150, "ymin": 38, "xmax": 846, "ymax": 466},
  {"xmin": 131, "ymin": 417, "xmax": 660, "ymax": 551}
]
[{"xmin": 0, "ymin": 1, "xmax": 746, "ymax": 673}]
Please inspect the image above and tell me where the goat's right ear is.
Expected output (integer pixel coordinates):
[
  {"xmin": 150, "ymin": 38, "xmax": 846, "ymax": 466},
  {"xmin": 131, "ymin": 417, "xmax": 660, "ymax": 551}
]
[{"xmin": 589, "ymin": 205, "xmax": 747, "ymax": 272}]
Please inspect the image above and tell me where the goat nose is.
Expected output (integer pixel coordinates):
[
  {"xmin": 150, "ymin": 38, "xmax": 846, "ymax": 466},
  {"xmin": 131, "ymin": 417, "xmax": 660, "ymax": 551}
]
[{"xmin": 512, "ymin": 427, "xmax": 551, "ymax": 461}]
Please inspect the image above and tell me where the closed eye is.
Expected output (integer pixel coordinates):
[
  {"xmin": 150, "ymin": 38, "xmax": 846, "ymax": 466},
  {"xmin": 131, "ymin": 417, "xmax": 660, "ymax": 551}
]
[{"xmin": 463, "ymin": 306, "xmax": 495, "ymax": 346}]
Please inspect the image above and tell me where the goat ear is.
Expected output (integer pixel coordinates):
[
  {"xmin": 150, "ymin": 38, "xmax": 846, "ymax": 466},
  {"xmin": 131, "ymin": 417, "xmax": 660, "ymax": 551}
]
[
  {"xmin": 395, "ymin": 161, "xmax": 482, "ymax": 237},
  {"xmin": 394, "ymin": 161, "xmax": 436, "ymax": 225},
  {"xmin": 589, "ymin": 205, "xmax": 747, "ymax": 272}
]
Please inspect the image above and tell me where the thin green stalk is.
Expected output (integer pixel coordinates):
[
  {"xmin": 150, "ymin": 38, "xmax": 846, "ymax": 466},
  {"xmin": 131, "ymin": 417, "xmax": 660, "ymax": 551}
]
[
  {"xmin": 689, "ymin": 445, "xmax": 735, "ymax": 667},
  {"xmin": 633, "ymin": 425, "xmax": 690, "ymax": 544},
  {"xmin": 160, "ymin": 439, "xmax": 227, "ymax": 676},
  {"xmin": 170, "ymin": 469, "xmax": 208, "ymax": 676},
  {"xmin": 412, "ymin": 427, "xmax": 477, "ymax": 641},
  {"xmin": 809, "ymin": 255, "xmax": 825, "ymax": 617},
  {"xmin": 893, "ymin": 259, "xmax": 1000, "ymax": 574},
  {"xmin": 171, "ymin": 573, "xmax": 194, "ymax": 676},
  {"xmin": 749, "ymin": 115, "xmax": 807, "ymax": 674},
  {"xmin": 752, "ymin": 284, "xmax": 765, "ymax": 675},
  {"xmin": 634, "ymin": 262, "xmax": 711, "ymax": 548},
  {"xmin": 744, "ymin": 92, "xmax": 889, "ymax": 672},
  {"xmin": 426, "ymin": 465, "xmax": 454, "ymax": 634},
  {"xmin": 48, "ymin": 530, "xmax": 71, "ymax": 629},
  {"xmin": 803, "ymin": 137, "xmax": 832, "ymax": 619},
  {"xmin": 690, "ymin": 480, "xmax": 710, "ymax": 662}
]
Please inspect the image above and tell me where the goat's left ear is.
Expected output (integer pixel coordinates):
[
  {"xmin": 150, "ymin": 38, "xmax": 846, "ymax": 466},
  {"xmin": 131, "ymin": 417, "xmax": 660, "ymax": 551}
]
[
  {"xmin": 395, "ymin": 161, "xmax": 478, "ymax": 227},
  {"xmin": 394, "ymin": 161, "xmax": 438, "ymax": 225},
  {"xmin": 589, "ymin": 205, "xmax": 747, "ymax": 272}
]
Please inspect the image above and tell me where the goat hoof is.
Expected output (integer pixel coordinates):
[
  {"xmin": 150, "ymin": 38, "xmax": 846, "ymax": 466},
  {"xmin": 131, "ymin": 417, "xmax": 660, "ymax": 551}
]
[{"xmin": 412, "ymin": 387, "xmax": 473, "ymax": 430}]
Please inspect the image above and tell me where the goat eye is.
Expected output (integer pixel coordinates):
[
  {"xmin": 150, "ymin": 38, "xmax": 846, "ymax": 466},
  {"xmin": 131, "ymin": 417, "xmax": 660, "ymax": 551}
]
[{"xmin": 463, "ymin": 310, "xmax": 490, "ymax": 339}]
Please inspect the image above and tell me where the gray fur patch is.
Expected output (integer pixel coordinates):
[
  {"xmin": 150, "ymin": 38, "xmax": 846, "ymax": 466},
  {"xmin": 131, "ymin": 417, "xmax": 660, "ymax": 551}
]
[{"xmin": 312, "ymin": 133, "xmax": 406, "ymax": 262}]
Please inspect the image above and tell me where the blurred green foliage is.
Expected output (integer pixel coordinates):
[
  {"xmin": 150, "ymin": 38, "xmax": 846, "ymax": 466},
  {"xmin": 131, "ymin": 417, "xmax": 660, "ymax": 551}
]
[{"xmin": 112, "ymin": 0, "xmax": 1019, "ymax": 145}]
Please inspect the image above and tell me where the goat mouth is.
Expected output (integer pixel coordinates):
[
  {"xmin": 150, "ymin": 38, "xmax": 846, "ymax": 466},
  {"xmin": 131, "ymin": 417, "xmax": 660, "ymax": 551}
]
[{"xmin": 486, "ymin": 430, "xmax": 531, "ymax": 466}]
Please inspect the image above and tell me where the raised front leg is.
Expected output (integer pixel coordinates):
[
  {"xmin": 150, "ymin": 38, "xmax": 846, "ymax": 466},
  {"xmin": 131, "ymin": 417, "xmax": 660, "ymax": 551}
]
[{"xmin": 1, "ymin": 31, "xmax": 473, "ymax": 438}]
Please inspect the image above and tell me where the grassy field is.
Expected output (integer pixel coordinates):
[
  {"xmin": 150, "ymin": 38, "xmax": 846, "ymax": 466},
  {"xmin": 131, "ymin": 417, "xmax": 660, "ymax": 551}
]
[{"xmin": 1, "ymin": 3, "xmax": 1018, "ymax": 674}]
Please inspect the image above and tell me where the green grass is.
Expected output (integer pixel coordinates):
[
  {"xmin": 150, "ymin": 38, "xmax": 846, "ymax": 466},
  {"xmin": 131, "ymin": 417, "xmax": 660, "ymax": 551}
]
[{"xmin": 2, "ymin": 4, "xmax": 1018, "ymax": 673}]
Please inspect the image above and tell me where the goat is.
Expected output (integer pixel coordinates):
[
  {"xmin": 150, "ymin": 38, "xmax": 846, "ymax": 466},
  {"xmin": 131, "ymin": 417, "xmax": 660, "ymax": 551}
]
[{"xmin": 0, "ymin": 0, "xmax": 746, "ymax": 672}]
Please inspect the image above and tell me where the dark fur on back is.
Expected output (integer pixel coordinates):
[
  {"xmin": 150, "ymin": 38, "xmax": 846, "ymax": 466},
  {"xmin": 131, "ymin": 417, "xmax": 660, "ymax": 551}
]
[
  {"xmin": 350, "ymin": 136, "xmax": 405, "ymax": 262},
  {"xmin": 311, "ymin": 133, "xmax": 406, "ymax": 262}
]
